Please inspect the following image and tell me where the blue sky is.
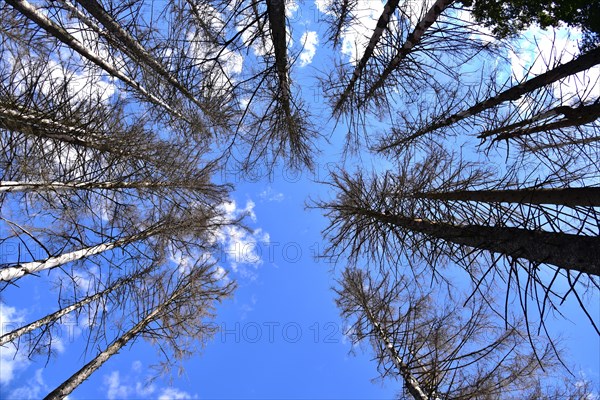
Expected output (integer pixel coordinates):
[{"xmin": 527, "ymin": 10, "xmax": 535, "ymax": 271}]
[{"xmin": 1, "ymin": 0, "xmax": 599, "ymax": 398}]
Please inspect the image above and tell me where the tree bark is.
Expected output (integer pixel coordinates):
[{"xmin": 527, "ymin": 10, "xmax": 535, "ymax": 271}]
[
  {"xmin": 363, "ymin": 304, "xmax": 429, "ymax": 400},
  {"xmin": 71, "ymin": 0, "xmax": 215, "ymax": 117},
  {"xmin": 4, "ymin": 0, "xmax": 188, "ymax": 122},
  {"xmin": 0, "ymin": 104, "xmax": 169, "ymax": 161},
  {"xmin": 0, "ymin": 224, "xmax": 165, "ymax": 282},
  {"xmin": 43, "ymin": 279, "xmax": 189, "ymax": 400},
  {"xmin": 363, "ymin": 0, "xmax": 454, "ymax": 104},
  {"xmin": 414, "ymin": 187, "xmax": 600, "ymax": 207},
  {"xmin": 0, "ymin": 180, "xmax": 212, "ymax": 193},
  {"xmin": 368, "ymin": 210, "xmax": 600, "ymax": 275},
  {"xmin": 381, "ymin": 46, "xmax": 600, "ymax": 150},
  {"xmin": 0, "ymin": 270, "xmax": 142, "ymax": 345},
  {"xmin": 266, "ymin": 0, "xmax": 291, "ymax": 116},
  {"xmin": 333, "ymin": 0, "xmax": 401, "ymax": 114}
]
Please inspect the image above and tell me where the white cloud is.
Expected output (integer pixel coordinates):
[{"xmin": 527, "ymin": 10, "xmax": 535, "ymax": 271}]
[
  {"xmin": 286, "ymin": 0, "xmax": 299, "ymax": 17},
  {"xmin": 314, "ymin": 0, "xmax": 333, "ymax": 15},
  {"xmin": 340, "ymin": 1, "xmax": 385, "ymax": 63},
  {"xmin": 259, "ymin": 187, "xmax": 285, "ymax": 202},
  {"xmin": 7, "ymin": 368, "xmax": 48, "ymax": 399},
  {"xmin": 102, "ymin": 362, "xmax": 157, "ymax": 399},
  {"xmin": 212, "ymin": 199, "xmax": 270, "ymax": 279},
  {"xmin": 105, "ymin": 371, "xmax": 133, "ymax": 400},
  {"xmin": 158, "ymin": 387, "xmax": 198, "ymax": 400},
  {"xmin": 299, "ymin": 31, "xmax": 319, "ymax": 67},
  {"xmin": 510, "ymin": 27, "xmax": 600, "ymax": 105},
  {"xmin": 0, "ymin": 303, "xmax": 30, "ymax": 385}
]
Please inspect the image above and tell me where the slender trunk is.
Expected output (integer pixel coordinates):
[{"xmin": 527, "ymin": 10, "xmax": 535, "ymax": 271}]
[
  {"xmin": 0, "ymin": 270, "xmax": 141, "ymax": 345},
  {"xmin": 362, "ymin": 0, "xmax": 454, "ymax": 104},
  {"xmin": 266, "ymin": 0, "xmax": 292, "ymax": 117},
  {"xmin": 529, "ymin": 134, "xmax": 600, "ymax": 151},
  {"xmin": 414, "ymin": 187, "xmax": 600, "ymax": 207},
  {"xmin": 333, "ymin": 0, "xmax": 401, "ymax": 114},
  {"xmin": 491, "ymin": 103, "xmax": 600, "ymax": 141},
  {"xmin": 381, "ymin": 46, "xmax": 600, "ymax": 150},
  {"xmin": 477, "ymin": 103, "xmax": 600, "ymax": 139},
  {"xmin": 0, "ymin": 224, "xmax": 165, "ymax": 282},
  {"xmin": 4, "ymin": 0, "xmax": 188, "ymax": 122},
  {"xmin": 0, "ymin": 180, "xmax": 211, "ymax": 193},
  {"xmin": 363, "ymin": 305, "xmax": 429, "ymax": 400},
  {"xmin": 43, "ymin": 280, "xmax": 189, "ymax": 400},
  {"xmin": 0, "ymin": 104, "xmax": 164, "ymax": 161},
  {"xmin": 1, "ymin": 104, "xmax": 95, "ymax": 139},
  {"xmin": 71, "ymin": 0, "xmax": 215, "ymax": 117},
  {"xmin": 368, "ymin": 210, "xmax": 600, "ymax": 275}
]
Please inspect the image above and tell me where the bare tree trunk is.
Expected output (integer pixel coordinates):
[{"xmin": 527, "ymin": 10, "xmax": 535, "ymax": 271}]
[
  {"xmin": 0, "ymin": 224, "xmax": 165, "ymax": 282},
  {"xmin": 362, "ymin": 0, "xmax": 454, "ymax": 103},
  {"xmin": 363, "ymin": 307, "xmax": 429, "ymax": 400},
  {"xmin": 366, "ymin": 210, "xmax": 600, "ymax": 275},
  {"xmin": 477, "ymin": 103, "xmax": 600, "ymax": 140},
  {"xmin": 333, "ymin": 0, "xmax": 401, "ymax": 114},
  {"xmin": 0, "ymin": 104, "xmax": 171, "ymax": 162},
  {"xmin": 69, "ymin": 0, "xmax": 216, "ymax": 118},
  {"xmin": 490, "ymin": 103, "xmax": 600, "ymax": 141},
  {"xmin": 0, "ymin": 180, "xmax": 212, "ymax": 193},
  {"xmin": 43, "ymin": 279, "xmax": 189, "ymax": 400},
  {"xmin": 414, "ymin": 187, "xmax": 600, "ymax": 207},
  {"xmin": 266, "ymin": 0, "xmax": 291, "ymax": 117},
  {"xmin": 0, "ymin": 268, "xmax": 146, "ymax": 345},
  {"xmin": 4, "ymin": 0, "xmax": 188, "ymax": 122},
  {"xmin": 381, "ymin": 46, "xmax": 600, "ymax": 150}
]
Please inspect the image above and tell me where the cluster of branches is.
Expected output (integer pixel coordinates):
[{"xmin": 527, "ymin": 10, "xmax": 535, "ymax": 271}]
[
  {"xmin": 318, "ymin": 3, "xmax": 600, "ymax": 396},
  {"xmin": 335, "ymin": 267, "xmax": 594, "ymax": 399},
  {"xmin": 322, "ymin": 147, "xmax": 599, "ymax": 396},
  {"xmin": 320, "ymin": 0, "xmax": 499, "ymax": 147},
  {"xmin": 1, "ymin": 0, "xmax": 317, "ymax": 172},
  {"xmin": 0, "ymin": 0, "xmax": 281, "ymax": 396}
]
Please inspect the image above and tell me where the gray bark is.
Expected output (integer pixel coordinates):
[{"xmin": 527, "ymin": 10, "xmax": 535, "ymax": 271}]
[
  {"xmin": 333, "ymin": 0, "xmax": 401, "ymax": 114},
  {"xmin": 415, "ymin": 187, "xmax": 600, "ymax": 207},
  {"xmin": 0, "ymin": 224, "xmax": 165, "ymax": 282},
  {"xmin": 367, "ymin": 210, "xmax": 600, "ymax": 275},
  {"xmin": 381, "ymin": 46, "xmax": 600, "ymax": 150},
  {"xmin": 266, "ymin": 0, "xmax": 291, "ymax": 116},
  {"xmin": 0, "ymin": 180, "xmax": 212, "ymax": 193},
  {"xmin": 363, "ymin": 0, "xmax": 454, "ymax": 103},
  {"xmin": 4, "ymin": 0, "xmax": 188, "ymax": 122},
  {"xmin": 0, "ymin": 272, "xmax": 139, "ymax": 345},
  {"xmin": 71, "ymin": 0, "xmax": 215, "ymax": 117},
  {"xmin": 364, "ymin": 307, "xmax": 429, "ymax": 400},
  {"xmin": 43, "ymin": 279, "xmax": 189, "ymax": 400}
]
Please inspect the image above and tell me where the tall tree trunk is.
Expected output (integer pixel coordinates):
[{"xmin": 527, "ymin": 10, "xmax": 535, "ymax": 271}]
[
  {"xmin": 4, "ymin": 0, "xmax": 188, "ymax": 122},
  {"xmin": 333, "ymin": 0, "xmax": 401, "ymax": 114},
  {"xmin": 477, "ymin": 103, "xmax": 600, "ymax": 140},
  {"xmin": 381, "ymin": 46, "xmax": 600, "ymax": 150},
  {"xmin": 0, "ymin": 180, "xmax": 212, "ymax": 193},
  {"xmin": 414, "ymin": 187, "xmax": 600, "ymax": 207},
  {"xmin": 69, "ymin": 0, "xmax": 216, "ymax": 119},
  {"xmin": 0, "ymin": 104, "xmax": 169, "ymax": 162},
  {"xmin": 43, "ymin": 278, "xmax": 190, "ymax": 400},
  {"xmin": 490, "ymin": 103, "xmax": 600, "ymax": 141},
  {"xmin": 365, "ymin": 210, "xmax": 600, "ymax": 275},
  {"xmin": 363, "ymin": 306, "xmax": 429, "ymax": 400},
  {"xmin": 362, "ymin": 0, "xmax": 454, "ymax": 104},
  {"xmin": 266, "ymin": 0, "xmax": 291, "ymax": 117},
  {"xmin": 0, "ymin": 224, "xmax": 166, "ymax": 282},
  {"xmin": 0, "ymin": 267, "xmax": 149, "ymax": 345}
]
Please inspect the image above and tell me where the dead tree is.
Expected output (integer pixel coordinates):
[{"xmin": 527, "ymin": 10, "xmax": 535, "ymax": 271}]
[
  {"xmin": 336, "ymin": 267, "xmax": 564, "ymax": 399},
  {"xmin": 44, "ymin": 262, "xmax": 235, "ymax": 399},
  {"xmin": 319, "ymin": 148, "xmax": 600, "ymax": 334},
  {"xmin": 378, "ymin": 46, "xmax": 600, "ymax": 152}
]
